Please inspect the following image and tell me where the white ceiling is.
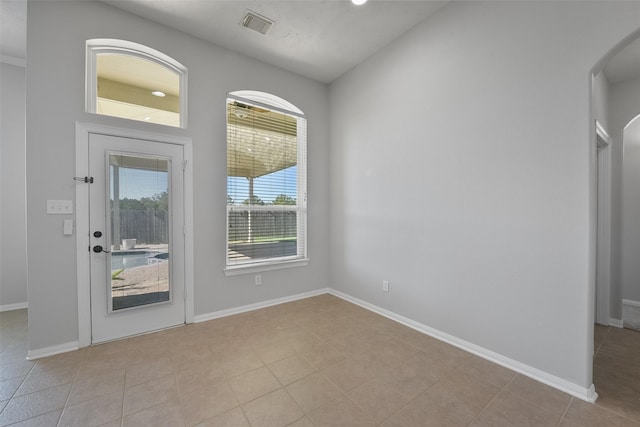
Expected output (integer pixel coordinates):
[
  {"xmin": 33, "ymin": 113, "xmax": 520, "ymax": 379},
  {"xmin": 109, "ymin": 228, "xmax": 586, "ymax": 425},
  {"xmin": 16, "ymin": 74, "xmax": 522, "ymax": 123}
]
[
  {"xmin": 1, "ymin": 0, "xmax": 640, "ymax": 84},
  {"xmin": 100, "ymin": 0, "xmax": 448, "ymax": 83},
  {"xmin": 0, "ymin": 0, "xmax": 450, "ymax": 82}
]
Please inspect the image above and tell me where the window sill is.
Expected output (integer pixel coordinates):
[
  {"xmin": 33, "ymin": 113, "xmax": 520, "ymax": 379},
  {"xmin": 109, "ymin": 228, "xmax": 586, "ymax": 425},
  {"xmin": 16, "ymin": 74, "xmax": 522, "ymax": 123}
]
[{"xmin": 224, "ymin": 258, "xmax": 309, "ymax": 277}]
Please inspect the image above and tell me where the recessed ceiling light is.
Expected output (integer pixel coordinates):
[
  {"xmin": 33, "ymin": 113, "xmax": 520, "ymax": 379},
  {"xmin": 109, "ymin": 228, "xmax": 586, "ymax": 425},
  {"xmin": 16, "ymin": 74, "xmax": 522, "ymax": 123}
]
[
  {"xmin": 144, "ymin": 117, "xmax": 152, "ymax": 121},
  {"xmin": 151, "ymin": 91, "xmax": 166, "ymax": 97},
  {"xmin": 352, "ymin": 0, "xmax": 367, "ymax": 5}
]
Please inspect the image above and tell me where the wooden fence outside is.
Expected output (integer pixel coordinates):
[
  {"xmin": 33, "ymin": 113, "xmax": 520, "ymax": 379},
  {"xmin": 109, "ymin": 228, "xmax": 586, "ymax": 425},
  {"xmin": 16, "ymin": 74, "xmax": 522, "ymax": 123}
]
[
  {"xmin": 112, "ymin": 209, "xmax": 297, "ymax": 245},
  {"xmin": 113, "ymin": 209, "xmax": 168, "ymax": 245},
  {"xmin": 228, "ymin": 210, "xmax": 297, "ymax": 242}
]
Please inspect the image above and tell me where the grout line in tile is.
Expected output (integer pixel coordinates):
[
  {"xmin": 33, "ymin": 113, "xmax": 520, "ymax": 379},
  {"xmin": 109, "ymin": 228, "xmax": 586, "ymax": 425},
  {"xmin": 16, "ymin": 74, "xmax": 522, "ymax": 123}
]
[
  {"xmin": 0, "ymin": 368, "xmax": 74, "ymax": 426},
  {"xmin": 1, "ymin": 372, "xmax": 27, "ymax": 405},
  {"xmin": 4, "ymin": 408, "xmax": 65, "ymax": 427},
  {"xmin": 377, "ymin": 371, "xmax": 448, "ymax": 426},
  {"xmin": 593, "ymin": 398, "xmax": 640, "ymax": 425},
  {"xmin": 557, "ymin": 397, "xmax": 574, "ymax": 427},
  {"xmin": 54, "ymin": 384, "xmax": 74, "ymax": 427},
  {"xmin": 237, "ymin": 406, "xmax": 253, "ymax": 427},
  {"xmin": 465, "ymin": 368, "xmax": 518, "ymax": 426},
  {"xmin": 594, "ymin": 324, "xmax": 612, "ymax": 358},
  {"xmin": 499, "ymin": 385, "xmax": 573, "ymax": 425},
  {"xmin": 5, "ymin": 302, "xmax": 640, "ymax": 426},
  {"xmin": 117, "ymin": 370, "xmax": 126, "ymax": 427}
]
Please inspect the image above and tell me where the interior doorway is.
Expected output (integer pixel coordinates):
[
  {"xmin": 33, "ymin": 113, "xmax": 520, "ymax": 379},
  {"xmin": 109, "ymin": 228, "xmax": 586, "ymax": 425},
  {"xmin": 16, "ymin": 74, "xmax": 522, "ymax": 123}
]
[{"xmin": 590, "ymin": 28, "xmax": 640, "ymax": 411}]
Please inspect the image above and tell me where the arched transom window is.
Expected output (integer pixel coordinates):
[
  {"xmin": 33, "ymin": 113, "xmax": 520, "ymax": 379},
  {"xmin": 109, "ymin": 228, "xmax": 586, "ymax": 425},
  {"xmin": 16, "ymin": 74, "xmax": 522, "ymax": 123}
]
[{"xmin": 86, "ymin": 39, "xmax": 187, "ymax": 128}]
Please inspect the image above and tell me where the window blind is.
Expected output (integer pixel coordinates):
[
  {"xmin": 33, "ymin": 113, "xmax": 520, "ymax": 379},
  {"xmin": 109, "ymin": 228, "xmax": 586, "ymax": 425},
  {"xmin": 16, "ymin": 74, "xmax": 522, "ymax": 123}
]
[{"xmin": 226, "ymin": 96, "xmax": 307, "ymax": 267}]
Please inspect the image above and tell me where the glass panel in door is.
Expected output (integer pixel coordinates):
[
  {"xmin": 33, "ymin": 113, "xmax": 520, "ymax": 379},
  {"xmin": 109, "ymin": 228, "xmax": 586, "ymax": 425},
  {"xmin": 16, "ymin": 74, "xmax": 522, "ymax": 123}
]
[{"xmin": 109, "ymin": 153, "xmax": 171, "ymax": 311}]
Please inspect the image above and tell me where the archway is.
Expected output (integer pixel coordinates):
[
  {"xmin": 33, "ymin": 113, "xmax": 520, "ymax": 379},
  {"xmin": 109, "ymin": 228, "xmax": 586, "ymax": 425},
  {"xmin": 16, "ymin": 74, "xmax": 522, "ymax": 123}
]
[
  {"xmin": 591, "ymin": 28, "xmax": 640, "ymax": 329},
  {"xmin": 590, "ymin": 27, "xmax": 640, "ymax": 411}
]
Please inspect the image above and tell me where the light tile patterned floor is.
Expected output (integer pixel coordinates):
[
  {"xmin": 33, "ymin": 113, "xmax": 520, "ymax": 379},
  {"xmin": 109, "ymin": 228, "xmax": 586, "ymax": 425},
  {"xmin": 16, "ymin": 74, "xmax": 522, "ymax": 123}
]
[{"xmin": 0, "ymin": 295, "xmax": 639, "ymax": 426}]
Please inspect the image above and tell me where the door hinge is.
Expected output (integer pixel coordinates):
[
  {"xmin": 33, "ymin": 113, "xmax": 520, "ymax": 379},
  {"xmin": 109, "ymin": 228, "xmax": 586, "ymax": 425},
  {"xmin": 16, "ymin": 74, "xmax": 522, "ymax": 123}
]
[{"xmin": 182, "ymin": 160, "xmax": 188, "ymax": 172}]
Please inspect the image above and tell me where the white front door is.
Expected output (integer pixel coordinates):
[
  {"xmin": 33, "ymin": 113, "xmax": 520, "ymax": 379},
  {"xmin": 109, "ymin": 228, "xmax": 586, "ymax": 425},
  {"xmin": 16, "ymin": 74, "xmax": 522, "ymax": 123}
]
[{"xmin": 88, "ymin": 133, "xmax": 185, "ymax": 343}]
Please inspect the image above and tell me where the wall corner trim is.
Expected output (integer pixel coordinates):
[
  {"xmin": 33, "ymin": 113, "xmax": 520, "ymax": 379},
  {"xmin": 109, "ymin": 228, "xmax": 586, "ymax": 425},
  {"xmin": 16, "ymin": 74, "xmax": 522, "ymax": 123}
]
[
  {"xmin": 586, "ymin": 384, "xmax": 599, "ymax": 403},
  {"xmin": 27, "ymin": 341, "xmax": 80, "ymax": 361},
  {"xmin": 329, "ymin": 289, "xmax": 599, "ymax": 403}
]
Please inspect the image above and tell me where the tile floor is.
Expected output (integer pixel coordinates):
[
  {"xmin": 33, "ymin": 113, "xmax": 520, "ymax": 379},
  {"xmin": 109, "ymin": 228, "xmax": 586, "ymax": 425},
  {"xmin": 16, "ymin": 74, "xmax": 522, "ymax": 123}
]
[{"xmin": 0, "ymin": 294, "xmax": 638, "ymax": 426}]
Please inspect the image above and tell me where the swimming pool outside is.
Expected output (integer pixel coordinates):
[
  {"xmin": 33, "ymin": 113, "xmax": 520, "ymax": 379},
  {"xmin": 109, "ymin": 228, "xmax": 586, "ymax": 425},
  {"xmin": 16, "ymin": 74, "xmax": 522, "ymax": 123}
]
[{"xmin": 111, "ymin": 250, "xmax": 168, "ymax": 270}]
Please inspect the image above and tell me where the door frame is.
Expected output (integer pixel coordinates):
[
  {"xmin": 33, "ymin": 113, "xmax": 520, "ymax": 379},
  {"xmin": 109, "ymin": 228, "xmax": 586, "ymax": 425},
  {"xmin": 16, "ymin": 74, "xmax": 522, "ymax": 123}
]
[
  {"xmin": 75, "ymin": 122, "xmax": 194, "ymax": 347},
  {"xmin": 595, "ymin": 120, "xmax": 611, "ymax": 325}
]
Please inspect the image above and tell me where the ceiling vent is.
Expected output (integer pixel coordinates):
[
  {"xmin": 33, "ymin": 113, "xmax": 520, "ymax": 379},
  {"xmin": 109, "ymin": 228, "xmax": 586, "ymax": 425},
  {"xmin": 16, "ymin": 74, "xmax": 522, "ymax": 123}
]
[{"xmin": 241, "ymin": 10, "xmax": 274, "ymax": 35}]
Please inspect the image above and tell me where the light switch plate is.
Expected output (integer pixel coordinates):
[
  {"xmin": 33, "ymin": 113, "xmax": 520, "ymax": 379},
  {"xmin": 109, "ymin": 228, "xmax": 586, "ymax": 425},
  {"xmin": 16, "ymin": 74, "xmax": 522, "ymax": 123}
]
[
  {"xmin": 63, "ymin": 219, "xmax": 73, "ymax": 235},
  {"xmin": 47, "ymin": 200, "xmax": 73, "ymax": 214}
]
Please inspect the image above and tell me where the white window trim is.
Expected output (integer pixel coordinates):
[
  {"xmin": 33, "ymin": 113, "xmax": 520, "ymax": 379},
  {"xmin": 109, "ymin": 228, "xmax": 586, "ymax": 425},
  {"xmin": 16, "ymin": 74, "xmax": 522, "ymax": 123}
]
[
  {"xmin": 224, "ymin": 259, "xmax": 310, "ymax": 277},
  {"xmin": 224, "ymin": 91, "xmax": 307, "ymax": 275},
  {"xmin": 230, "ymin": 91, "xmax": 303, "ymax": 116},
  {"xmin": 86, "ymin": 39, "xmax": 188, "ymax": 128}
]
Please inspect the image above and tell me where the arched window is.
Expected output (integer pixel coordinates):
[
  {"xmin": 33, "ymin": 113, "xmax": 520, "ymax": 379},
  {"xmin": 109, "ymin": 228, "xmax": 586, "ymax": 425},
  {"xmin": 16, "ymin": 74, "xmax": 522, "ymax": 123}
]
[
  {"xmin": 225, "ymin": 91, "xmax": 308, "ymax": 273},
  {"xmin": 86, "ymin": 39, "xmax": 187, "ymax": 128}
]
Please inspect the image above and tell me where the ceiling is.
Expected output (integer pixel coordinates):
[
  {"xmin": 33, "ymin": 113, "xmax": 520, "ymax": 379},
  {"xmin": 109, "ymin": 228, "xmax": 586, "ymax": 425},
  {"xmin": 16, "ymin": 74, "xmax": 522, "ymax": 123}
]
[
  {"xmin": 1, "ymin": 0, "xmax": 640, "ymax": 84},
  {"xmin": 0, "ymin": 0, "xmax": 450, "ymax": 82},
  {"xmin": 100, "ymin": 0, "xmax": 448, "ymax": 83}
]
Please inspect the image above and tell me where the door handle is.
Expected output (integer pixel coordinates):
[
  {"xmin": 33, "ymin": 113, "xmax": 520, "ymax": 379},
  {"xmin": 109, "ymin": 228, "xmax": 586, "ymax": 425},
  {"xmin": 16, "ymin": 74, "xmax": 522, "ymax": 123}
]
[{"xmin": 92, "ymin": 245, "xmax": 111, "ymax": 254}]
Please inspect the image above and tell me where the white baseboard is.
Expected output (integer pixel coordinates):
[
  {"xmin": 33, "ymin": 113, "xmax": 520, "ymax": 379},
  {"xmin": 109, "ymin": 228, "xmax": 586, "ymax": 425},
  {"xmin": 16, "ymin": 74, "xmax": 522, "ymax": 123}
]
[
  {"xmin": 622, "ymin": 299, "xmax": 640, "ymax": 331},
  {"xmin": 20, "ymin": 287, "xmax": 602, "ymax": 404},
  {"xmin": 0, "ymin": 302, "xmax": 28, "ymax": 312},
  {"xmin": 609, "ymin": 318, "xmax": 624, "ymax": 328},
  {"xmin": 27, "ymin": 341, "xmax": 79, "ymax": 360},
  {"xmin": 194, "ymin": 288, "xmax": 331, "ymax": 323},
  {"xmin": 1, "ymin": 55, "xmax": 26, "ymax": 67},
  {"xmin": 329, "ymin": 289, "xmax": 598, "ymax": 403},
  {"xmin": 622, "ymin": 299, "xmax": 640, "ymax": 307}
]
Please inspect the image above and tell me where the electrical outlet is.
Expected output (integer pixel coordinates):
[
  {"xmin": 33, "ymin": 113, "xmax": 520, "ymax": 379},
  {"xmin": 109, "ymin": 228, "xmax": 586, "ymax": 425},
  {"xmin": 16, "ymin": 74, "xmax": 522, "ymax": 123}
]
[
  {"xmin": 382, "ymin": 280, "xmax": 389, "ymax": 292},
  {"xmin": 255, "ymin": 275, "xmax": 262, "ymax": 286}
]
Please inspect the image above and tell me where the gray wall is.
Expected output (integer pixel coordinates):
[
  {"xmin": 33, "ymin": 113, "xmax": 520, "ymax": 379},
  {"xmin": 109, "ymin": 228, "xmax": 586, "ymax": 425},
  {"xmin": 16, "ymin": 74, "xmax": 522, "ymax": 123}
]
[
  {"xmin": 0, "ymin": 61, "xmax": 28, "ymax": 309},
  {"xmin": 22, "ymin": 0, "xmax": 640, "ymax": 398},
  {"xmin": 26, "ymin": 1, "xmax": 329, "ymax": 351},
  {"xmin": 329, "ymin": 1, "xmax": 640, "ymax": 391}
]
